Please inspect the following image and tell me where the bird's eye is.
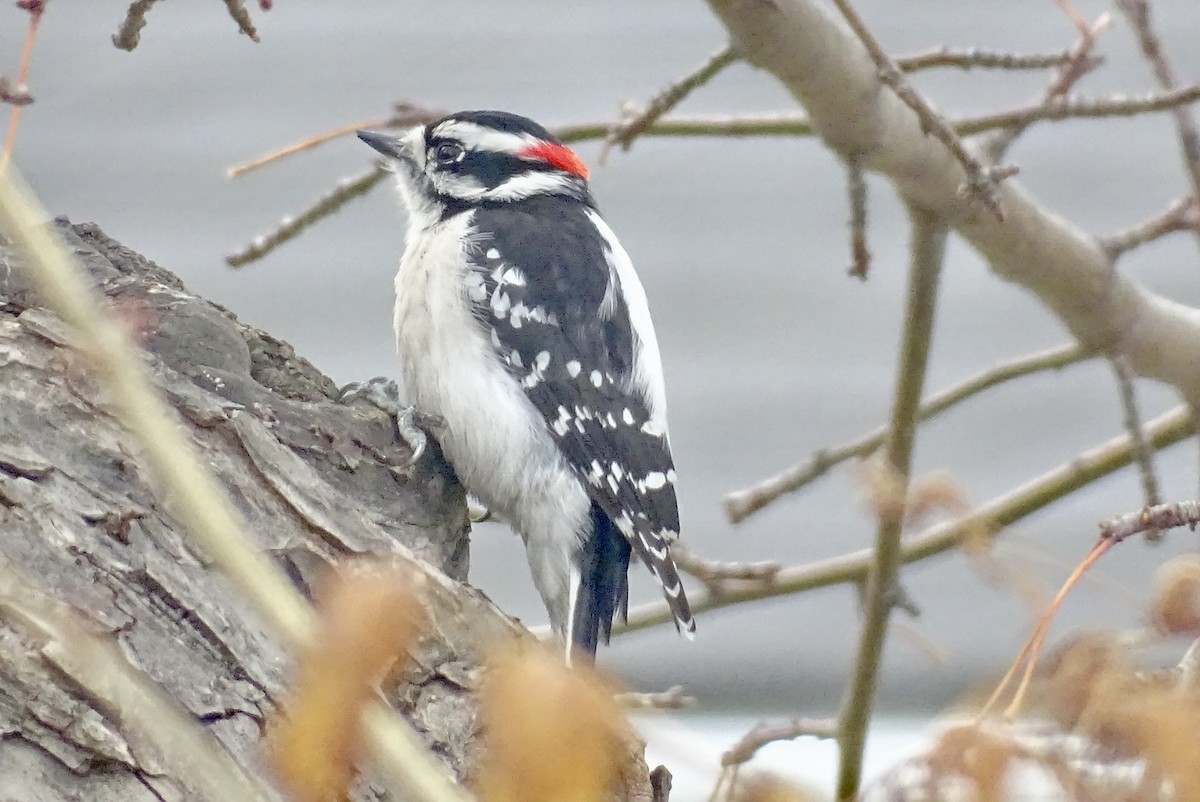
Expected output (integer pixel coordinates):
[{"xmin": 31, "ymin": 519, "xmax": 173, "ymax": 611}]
[{"xmin": 433, "ymin": 142, "xmax": 464, "ymax": 165}]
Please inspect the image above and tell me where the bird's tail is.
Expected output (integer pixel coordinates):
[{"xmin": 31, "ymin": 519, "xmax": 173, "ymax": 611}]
[{"xmin": 569, "ymin": 504, "xmax": 632, "ymax": 660}]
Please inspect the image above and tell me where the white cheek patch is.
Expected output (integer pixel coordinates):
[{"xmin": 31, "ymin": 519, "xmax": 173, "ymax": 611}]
[{"xmin": 432, "ymin": 171, "xmax": 486, "ymax": 200}]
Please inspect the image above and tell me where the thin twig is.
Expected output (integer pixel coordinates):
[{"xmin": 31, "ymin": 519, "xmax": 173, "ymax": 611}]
[
  {"xmin": 983, "ymin": 537, "xmax": 1113, "ymax": 720},
  {"xmin": 837, "ymin": 207, "xmax": 947, "ymax": 799},
  {"xmin": 226, "ymin": 165, "xmax": 387, "ymax": 266},
  {"xmin": 896, "ymin": 46, "xmax": 1081, "ymax": 73},
  {"xmin": 721, "ymin": 718, "xmax": 838, "ymax": 767},
  {"xmin": 221, "ymin": 0, "xmax": 260, "ymax": 42},
  {"xmin": 557, "ymin": 113, "xmax": 815, "ymax": 144},
  {"xmin": 981, "ymin": 14, "xmax": 1110, "ymax": 162},
  {"xmin": 1101, "ymin": 196, "xmax": 1199, "ymax": 258},
  {"xmin": 600, "ymin": 43, "xmax": 738, "ymax": 161},
  {"xmin": 227, "ymin": 103, "xmax": 441, "ymax": 178},
  {"xmin": 1111, "ymin": 355, "xmax": 1161, "ymax": 517},
  {"xmin": 846, "ymin": 154, "xmax": 870, "ymax": 279},
  {"xmin": 1117, "ymin": 0, "xmax": 1200, "ymax": 256},
  {"xmin": 626, "ymin": 405, "xmax": 1194, "ymax": 636},
  {"xmin": 0, "ymin": 166, "xmax": 471, "ymax": 802},
  {"xmin": 112, "ymin": 0, "xmax": 159, "ymax": 50},
  {"xmin": 228, "ymin": 118, "xmax": 392, "ymax": 178},
  {"xmin": 724, "ymin": 342, "xmax": 1092, "ymax": 524},
  {"xmin": 615, "ymin": 685, "xmax": 695, "ymax": 710},
  {"xmin": 829, "ymin": 0, "xmax": 1007, "ymax": 218},
  {"xmin": 1099, "ymin": 500, "xmax": 1200, "ymax": 542},
  {"xmin": 1, "ymin": 1, "xmax": 44, "ymax": 173},
  {"xmin": 961, "ymin": 84, "xmax": 1200, "ymax": 136},
  {"xmin": 672, "ymin": 543, "xmax": 781, "ymax": 592}
]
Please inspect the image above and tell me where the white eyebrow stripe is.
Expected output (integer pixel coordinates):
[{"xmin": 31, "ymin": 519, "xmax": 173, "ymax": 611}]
[{"xmin": 431, "ymin": 120, "xmax": 539, "ymax": 156}]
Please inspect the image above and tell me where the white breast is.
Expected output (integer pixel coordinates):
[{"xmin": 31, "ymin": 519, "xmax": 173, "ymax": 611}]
[{"xmin": 392, "ymin": 212, "xmax": 592, "ymax": 623}]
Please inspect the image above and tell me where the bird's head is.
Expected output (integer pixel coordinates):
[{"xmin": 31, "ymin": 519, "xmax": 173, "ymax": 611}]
[{"xmin": 359, "ymin": 110, "xmax": 591, "ymax": 221}]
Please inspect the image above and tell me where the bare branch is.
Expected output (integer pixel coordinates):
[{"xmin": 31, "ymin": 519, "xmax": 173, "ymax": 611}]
[
  {"xmin": 981, "ymin": 14, "xmax": 1110, "ymax": 162},
  {"xmin": 896, "ymin": 46, "xmax": 1084, "ymax": 73},
  {"xmin": 112, "ymin": 0, "xmax": 159, "ymax": 50},
  {"xmin": 615, "ymin": 685, "xmax": 695, "ymax": 711},
  {"xmin": 227, "ymin": 102, "xmax": 442, "ymax": 178},
  {"xmin": 1111, "ymin": 355, "xmax": 1162, "ymax": 519},
  {"xmin": 961, "ymin": 84, "xmax": 1200, "ymax": 136},
  {"xmin": 1, "ymin": 1, "xmax": 44, "ymax": 172},
  {"xmin": 837, "ymin": 208, "xmax": 946, "ymax": 798},
  {"xmin": 1099, "ymin": 500, "xmax": 1200, "ymax": 543},
  {"xmin": 556, "ymin": 113, "xmax": 815, "ymax": 144},
  {"xmin": 623, "ymin": 406, "xmax": 1194, "ymax": 636},
  {"xmin": 1117, "ymin": 0, "xmax": 1200, "ymax": 254},
  {"xmin": 228, "ymin": 118, "xmax": 392, "ymax": 179},
  {"xmin": 846, "ymin": 154, "xmax": 870, "ymax": 279},
  {"xmin": 221, "ymin": 0, "xmax": 260, "ymax": 42},
  {"xmin": 721, "ymin": 718, "xmax": 838, "ymax": 768},
  {"xmin": 1101, "ymin": 196, "xmax": 1199, "ymax": 259},
  {"xmin": 226, "ymin": 166, "xmax": 387, "ymax": 267},
  {"xmin": 828, "ymin": 0, "xmax": 1007, "ymax": 218},
  {"xmin": 724, "ymin": 342, "xmax": 1092, "ymax": 524},
  {"xmin": 600, "ymin": 43, "xmax": 738, "ymax": 160},
  {"xmin": 672, "ymin": 543, "xmax": 781, "ymax": 592}
]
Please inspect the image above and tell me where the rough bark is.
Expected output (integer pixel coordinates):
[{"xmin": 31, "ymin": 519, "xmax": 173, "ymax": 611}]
[{"xmin": 0, "ymin": 220, "xmax": 654, "ymax": 801}]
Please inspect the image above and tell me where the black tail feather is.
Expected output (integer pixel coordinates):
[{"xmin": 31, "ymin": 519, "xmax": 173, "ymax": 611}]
[{"xmin": 570, "ymin": 503, "xmax": 632, "ymax": 660}]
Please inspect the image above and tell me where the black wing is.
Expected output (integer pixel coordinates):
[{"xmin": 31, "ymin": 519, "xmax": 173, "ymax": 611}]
[{"xmin": 467, "ymin": 197, "xmax": 693, "ymax": 633}]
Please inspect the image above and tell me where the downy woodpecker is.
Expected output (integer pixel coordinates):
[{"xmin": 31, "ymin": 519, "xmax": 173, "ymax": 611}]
[{"xmin": 359, "ymin": 110, "xmax": 694, "ymax": 661}]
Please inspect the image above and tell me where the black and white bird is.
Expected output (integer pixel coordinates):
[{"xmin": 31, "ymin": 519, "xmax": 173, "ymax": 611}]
[{"xmin": 358, "ymin": 110, "xmax": 694, "ymax": 661}]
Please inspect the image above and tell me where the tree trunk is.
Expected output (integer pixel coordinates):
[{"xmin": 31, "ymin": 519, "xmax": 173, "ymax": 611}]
[{"xmin": 0, "ymin": 220, "xmax": 654, "ymax": 801}]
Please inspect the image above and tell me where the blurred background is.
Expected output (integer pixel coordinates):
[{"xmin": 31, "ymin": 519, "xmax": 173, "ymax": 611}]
[{"xmin": 5, "ymin": 0, "xmax": 1200, "ymax": 735}]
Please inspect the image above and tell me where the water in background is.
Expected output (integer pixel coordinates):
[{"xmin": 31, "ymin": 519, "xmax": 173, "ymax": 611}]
[{"xmin": 4, "ymin": 1, "xmax": 1200, "ymax": 710}]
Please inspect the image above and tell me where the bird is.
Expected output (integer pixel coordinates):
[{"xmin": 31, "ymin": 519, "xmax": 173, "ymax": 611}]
[{"xmin": 358, "ymin": 110, "xmax": 694, "ymax": 662}]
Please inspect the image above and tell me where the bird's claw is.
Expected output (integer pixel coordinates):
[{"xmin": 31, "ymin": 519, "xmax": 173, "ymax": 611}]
[{"xmin": 340, "ymin": 377, "xmax": 444, "ymax": 469}]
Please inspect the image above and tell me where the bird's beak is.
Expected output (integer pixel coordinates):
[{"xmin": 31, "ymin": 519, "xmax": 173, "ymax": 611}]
[{"xmin": 357, "ymin": 129, "xmax": 418, "ymax": 164}]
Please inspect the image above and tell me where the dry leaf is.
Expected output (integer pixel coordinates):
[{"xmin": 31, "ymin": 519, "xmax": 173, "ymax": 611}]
[
  {"xmin": 268, "ymin": 560, "xmax": 426, "ymax": 802},
  {"xmin": 476, "ymin": 645, "xmax": 627, "ymax": 802}
]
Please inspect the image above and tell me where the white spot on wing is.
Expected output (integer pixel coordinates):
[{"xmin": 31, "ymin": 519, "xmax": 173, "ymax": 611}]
[
  {"xmin": 622, "ymin": 408, "xmax": 634, "ymax": 425},
  {"xmin": 486, "ymin": 247, "xmax": 501, "ymax": 260},
  {"xmin": 492, "ymin": 291, "xmax": 511, "ymax": 316},
  {"xmin": 644, "ymin": 471, "xmax": 666, "ymax": 490},
  {"xmin": 590, "ymin": 370, "xmax": 603, "ymax": 388},
  {"xmin": 567, "ymin": 360, "xmax": 581, "ymax": 378},
  {"xmin": 551, "ymin": 405, "xmax": 572, "ymax": 436}
]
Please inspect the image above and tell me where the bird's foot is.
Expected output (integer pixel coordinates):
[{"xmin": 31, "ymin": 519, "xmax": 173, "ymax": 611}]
[
  {"xmin": 467, "ymin": 497, "xmax": 492, "ymax": 523},
  {"xmin": 339, "ymin": 377, "xmax": 444, "ymax": 469}
]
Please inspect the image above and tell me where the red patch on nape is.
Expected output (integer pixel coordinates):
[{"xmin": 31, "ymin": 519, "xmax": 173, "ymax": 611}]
[{"xmin": 518, "ymin": 141, "xmax": 590, "ymax": 180}]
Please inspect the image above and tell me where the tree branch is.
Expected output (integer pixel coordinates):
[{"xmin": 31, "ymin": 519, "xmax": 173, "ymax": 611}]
[
  {"xmin": 702, "ymin": 0, "xmax": 1200, "ymax": 407},
  {"xmin": 724, "ymin": 342, "xmax": 1092, "ymax": 524},
  {"xmin": 1117, "ymin": 0, "xmax": 1200, "ymax": 255},
  {"xmin": 621, "ymin": 405, "xmax": 1194, "ymax": 635},
  {"xmin": 600, "ymin": 43, "xmax": 738, "ymax": 159},
  {"xmin": 828, "ymin": 0, "xmax": 1007, "ymax": 217},
  {"xmin": 837, "ymin": 207, "xmax": 946, "ymax": 799}
]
